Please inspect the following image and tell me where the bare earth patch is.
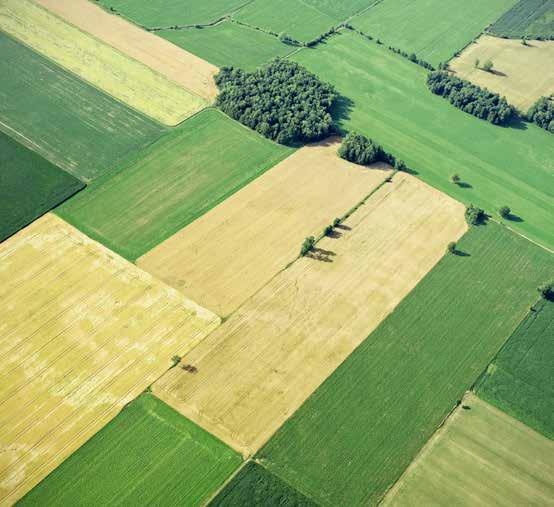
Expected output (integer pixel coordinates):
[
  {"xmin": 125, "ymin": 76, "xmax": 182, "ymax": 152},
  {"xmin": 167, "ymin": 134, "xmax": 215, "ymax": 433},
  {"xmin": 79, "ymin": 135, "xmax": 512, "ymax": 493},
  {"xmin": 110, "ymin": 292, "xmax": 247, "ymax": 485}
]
[
  {"xmin": 152, "ymin": 173, "xmax": 467, "ymax": 456},
  {"xmin": 449, "ymin": 35, "xmax": 554, "ymax": 112},
  {"xmin": 0, "ymin": 214, "xmax": 219, "ymax": 504}
]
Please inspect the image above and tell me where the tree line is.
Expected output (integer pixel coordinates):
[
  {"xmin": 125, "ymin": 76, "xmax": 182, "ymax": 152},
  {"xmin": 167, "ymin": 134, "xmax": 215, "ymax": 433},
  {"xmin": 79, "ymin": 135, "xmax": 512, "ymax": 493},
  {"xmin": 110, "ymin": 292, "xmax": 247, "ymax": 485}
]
[{"xmin": 527, "ymin": 96, "xmax": 554, "ymax": 133}]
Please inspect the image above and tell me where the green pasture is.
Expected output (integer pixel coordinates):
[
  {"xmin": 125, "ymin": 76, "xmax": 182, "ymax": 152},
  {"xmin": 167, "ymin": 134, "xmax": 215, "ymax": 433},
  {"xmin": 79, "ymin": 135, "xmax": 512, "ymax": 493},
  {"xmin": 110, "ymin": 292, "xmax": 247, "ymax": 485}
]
[
  {"xmin": 489, "ymin": 0, "xmax": 554, "ymax": 38},
  {"xmin": 19, "ymin": 394, "xmax": 241, "ymax": 506},
  {"xmin": 292, "ymin": 31, "xmax": 554, "ymax": 250},
  {"xmin": 57, "ymin": 109, "xmax": 293, "ymax": 260},
  {"xmin": 258, "ymin": 223, "xmax": 554, "ymax": 506}
]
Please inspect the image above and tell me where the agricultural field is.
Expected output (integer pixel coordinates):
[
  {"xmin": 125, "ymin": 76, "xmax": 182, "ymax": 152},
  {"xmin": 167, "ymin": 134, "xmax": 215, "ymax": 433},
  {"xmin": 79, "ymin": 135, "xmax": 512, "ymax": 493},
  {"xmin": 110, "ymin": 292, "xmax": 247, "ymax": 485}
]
[
  {"xmin": 19, "ymin": 394, "xmax": 241, "ymax": 506},
  {"xmin": 302, "ymin": 0, "xmax": 380, "ymax": 20},
  {"xmin": 159, "ymin": 21, "xmax": 293, "ymax": 71},
  {"xmin": 450, "ymin": 35, "xmax": 554, "ymax": 112},
  {"xmin": 351, "ymin": 0, "xmax": 518, "ymax": 66},
  {"xmin": 138, "ymin": 139, "xmax": 390, "ymax": 317},
  {"xmin": 382, "ymin": 394, "xmax": 554, "ymax": 507},
  {"xmin": 0, "ymin": 0, "xmax": 206, "ymax": 125},
  {"xmin": 57, "ymin": 109, "xmax": 292, "ymax": 261},
  {"xmin": 292, "ymin": 31, "xmax": 554, "ymax": 251},
  {"xmin": 476, "ymin": 299, "xmax": 554, "ymax": 439},
  {"xmin": 210, "ymin": 462, "xmax": 316, "ymax": 506},
  {"xmin": 0, "ymin": 214, "xmax": 220, "ymax": 504},
  {"xmin": 258, "ymin": 222, "xmax": 554, "ymax": 506},
  {"xmin": 0, "ymin": 32, "xmax": 166, "ymax": 183},
  {"xmin": 0, "ymin": 132, "xmax": 84, "ymax": 243},
  {"xmin": 152, "ymin": 173, "xmax": 467, "ymax": 456},
  {"xmin": 35, "ymin": 0, "xmax": 219, "ymax": 101},
  {"xmin": 489, "ymin": 0, "xmax": 554, "ymax": 38}
]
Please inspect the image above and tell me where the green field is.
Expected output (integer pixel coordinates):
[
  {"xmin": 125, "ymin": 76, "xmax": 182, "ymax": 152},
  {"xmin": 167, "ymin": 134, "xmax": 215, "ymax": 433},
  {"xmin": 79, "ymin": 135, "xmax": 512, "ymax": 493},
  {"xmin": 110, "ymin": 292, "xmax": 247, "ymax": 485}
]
[
  {"xmin": 98, "ymin": 0, "xmax": 246, "ymax": 27},
  {"xmin": 19, "ymin": 394, "xmax": 242, "ymax": 506},
  {"xmin": 351, "ymin": 0, "xmax": 518, "ymax": 65},
  {"xmin": 292, "ymin": 32, "xmax": 554, "ymax": 251},
  {"xmin": 159, "ymin": 21, "xmax": 292, "ymax": 70},
  {"xmin": 210, "ymin": 462, "xmax": 316, "ymax": 506},
  {"xmin": 0, "ymin": 32, "xmax": 165, "ymax": 182},
  {"xmin": 0, "ymin": 131, "xmax": 84, "ymax": 242},
  {"xmin": 57, "ymin": 109, "xmax": 293, "ymax": 260},
  {"xmin": 489, "ymin": 0, "xmax": 554, "ymax": 38},
  {"xmin": 258, "ymin": 223, "xmax": 554, "ymax": 506},
  {"xmin": 302, "ymin": 0, "xmax": 379, "ymax": 20},
  {"xmin": 476, "ymin": 299, "xmax": 554, "ymax": 439}
]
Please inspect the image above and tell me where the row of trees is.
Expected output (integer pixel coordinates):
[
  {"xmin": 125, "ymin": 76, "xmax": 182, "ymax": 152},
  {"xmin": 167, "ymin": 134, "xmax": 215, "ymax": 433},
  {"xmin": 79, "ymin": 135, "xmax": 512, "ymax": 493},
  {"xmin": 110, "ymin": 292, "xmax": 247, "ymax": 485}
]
[
  {"xmin": 387, "ymin": 46, "xmax": 434, "ymax": 70},
  {"xmin": 527, "ymin": 96, "xmax": 554, "ymax": 133},
  {"xmin": 215, "ymin": 59, "xmax": 337, "ymax": 145}
]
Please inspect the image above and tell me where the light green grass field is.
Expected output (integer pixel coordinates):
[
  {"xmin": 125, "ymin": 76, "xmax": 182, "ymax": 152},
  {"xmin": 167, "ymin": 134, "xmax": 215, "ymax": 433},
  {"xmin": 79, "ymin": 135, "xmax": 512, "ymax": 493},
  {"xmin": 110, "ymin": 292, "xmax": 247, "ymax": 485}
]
[
  {"xmin": 302, "ymin": 0, "xmax": 379, "ymax": 20},
  {"xmin": 0, "ymin": 32, "xmax": 165, "ymax": 182},
  {"xmin": 57, "ymin": 109, "xmax": 293, "ymax": 260},
  {"xmin": 382, "ymin": 394, "xmax": 554, "ymax": 506},
  {"xmin": 292, "ymin": 32, "xmax": 554, "ymax": 251},
  {"xmin": 352, "ymin": 0, "xmax": 518, "ymax": 65},
  {"xmin": 258, "ymin": 223, "xmax": 554, "ymax": 506},
  {"xmin": 476, "ymin": 299, "xmax": 554, "ymax": 439},
  {"xmin": 19, "ymin": 394, "xmax": 242, "ymax": 506},
  {"xmin": 489, "ymin": 0, "xmax": 554, "ymax": 38},
  {"xmin": 0, "ymin": 131, "xmax": 83, "ymax": 242},
  {"xmin": 159, "ymin": 21, "xmax": 292, "ymax": 70}
]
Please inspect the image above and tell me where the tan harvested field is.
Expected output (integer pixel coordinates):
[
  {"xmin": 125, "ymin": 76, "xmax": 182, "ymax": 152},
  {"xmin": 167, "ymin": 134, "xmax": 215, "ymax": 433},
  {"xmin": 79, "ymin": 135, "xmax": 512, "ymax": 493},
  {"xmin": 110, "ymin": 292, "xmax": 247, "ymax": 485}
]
[
  {"xmin": 138, "ymin": 139, "xmax": 390, "ymax": 317},
  {"xmin": 0, "ymin": 214, "xmax": 220, "ymax": 505},
  {"xmin": 383, "ymin": 393, "xmax": 554, "ymax": 506},
  {"xmin": 0, "ymin": 0, "xmax": 206, "ymax": 125},
  {"xmin": 450, "ymin": 35, "xmax": 554, "ymax": 111},
  {"xmin": 34, "ymin": 0, "xmax": 218, "ymax": 102},
  {"xmin": 152, "ymin": 173, "xmax": 467, "ymax": 456}
]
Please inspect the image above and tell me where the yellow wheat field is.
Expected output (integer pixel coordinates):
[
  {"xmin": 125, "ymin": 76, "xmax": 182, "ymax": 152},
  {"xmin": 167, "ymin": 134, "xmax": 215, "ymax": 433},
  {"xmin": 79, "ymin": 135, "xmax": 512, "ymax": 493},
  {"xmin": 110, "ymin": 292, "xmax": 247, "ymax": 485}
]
[
  {"xmin": 382, "ymin": 393, "xmax": 554, "ymax": 506},
  {"xmin": 0, "ymin": 214, "xmax": 220, "ymax": 505},
  {"xmin": 34, "ymin": 0, "xmax": 218, "ymax": 102},
  {"xmin": 0, "ymin": 0, "xmax": 206, "ymax": 125},
  {"xmin": 153, "ymin": 173, "xmax": 467, "ymax": 456},
  {"xmin": 138, "ymin": 138, "xmax": 390, "ymax": 317},
  {"xmin": 450, "ymin": 35, "xmax": 554, "ymax": 112}
]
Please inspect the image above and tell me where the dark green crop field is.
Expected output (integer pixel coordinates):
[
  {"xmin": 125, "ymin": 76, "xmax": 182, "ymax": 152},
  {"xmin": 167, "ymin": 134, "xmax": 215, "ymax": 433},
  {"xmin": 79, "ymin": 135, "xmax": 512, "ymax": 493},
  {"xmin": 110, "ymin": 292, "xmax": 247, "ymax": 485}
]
[
  {"xmin": 0, "ymin": 32, "xmax": 165, "ymax": 183},
  {"xmin": 292, "ymin": 31, "xmax": 554, "ymax": 251},
  {"xmin": 210, "ymin": 462, "xmax": 316, "ymax": 507},
  {"xmin": 0, "ymin": 131, "xmax": 83, "ymax": 242},
  {"xmin": 19, "ymin": 394, "xmax": 242, "ymax": 506},
  {"xmin": 258, "ymin": 223, "xmax": 554, "ymax": 506},
  {"xmin": 489, "ymin": 0, "xmax": 554, "ymax": 38},
  {"xmin": 57, "ymin": 109, "xmax": 293, "ymax": 260},
  {"xmin": 477, "ymin": 299, "xmax": 554, "ymax": 439}
]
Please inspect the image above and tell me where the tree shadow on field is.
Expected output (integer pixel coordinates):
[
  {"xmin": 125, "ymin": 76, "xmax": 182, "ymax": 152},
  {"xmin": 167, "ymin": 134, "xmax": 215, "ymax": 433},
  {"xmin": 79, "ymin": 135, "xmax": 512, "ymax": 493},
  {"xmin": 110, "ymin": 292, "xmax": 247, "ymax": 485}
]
[
  {"xmin": 453, "ymin": 249, "xmax": 471, "ymax": 257},
  {"xmin": 489, "ymin": 69, "xmax": 507, "ymax": 77},
  {"xmin": 326, "ymin": 229, "xmax": 343, "ymax": 239},
  {"xmin": 456, "ymin": 181, "xmax": 472, "ymax": 189},
  {"xmin": 505, "ymin": 115, "xmax": 529, "ymax": 131},
  {"xmin": 307, "ymin": 247, "xmax": 336, "ymax": 262},
  {"xmin": 506, "ymin": 213, "xmax": 524, "ymax": 222},
  {"xmin": 336, "ymin": 224, "xmax": 351, "ymax": 231},
  {"xmin": 330, "ymin": 95, "xmax": 355, "ymax": 134}
]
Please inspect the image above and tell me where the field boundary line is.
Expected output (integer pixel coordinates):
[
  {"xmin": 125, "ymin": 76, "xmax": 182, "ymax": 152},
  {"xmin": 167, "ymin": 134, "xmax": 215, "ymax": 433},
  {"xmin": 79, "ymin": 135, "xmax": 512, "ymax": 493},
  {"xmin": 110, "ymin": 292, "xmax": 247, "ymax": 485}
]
[
  {"xmin": 491, "ymin": 217, "xmax": 554, "ymax": 254},
  {"xmin": 200, "ymin": 458, "xmax": 251, "ymax": 506}
]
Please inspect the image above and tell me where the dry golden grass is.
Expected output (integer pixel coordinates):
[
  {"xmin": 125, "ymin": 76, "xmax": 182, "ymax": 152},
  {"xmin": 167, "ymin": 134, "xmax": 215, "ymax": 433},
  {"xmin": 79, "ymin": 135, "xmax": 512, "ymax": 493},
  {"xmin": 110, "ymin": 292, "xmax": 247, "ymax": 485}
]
[
  {"xmin": 450, "ymin": 35, "xmax": 554, "ymax": 111},
  {"xmin": 34, "ymin": 0, "xmax": 218, "ymax": 102},
  {"xmin": 152, "ymin": 173, "xmax": 467, "ymax": 456},
  {"xmin": 0, "ymin": 0, "xmax": 206, "ymax": 125},
  {"xmin": 138, "ymin": 138, "xmax": 390, "ymax": 317},
  {"xmin": 0, "ymin": 214, "xmax": 219, "ymax": 505},
  {"xmin": 382, "ymin": 393, "xmax": 554, "ymax": 506}
]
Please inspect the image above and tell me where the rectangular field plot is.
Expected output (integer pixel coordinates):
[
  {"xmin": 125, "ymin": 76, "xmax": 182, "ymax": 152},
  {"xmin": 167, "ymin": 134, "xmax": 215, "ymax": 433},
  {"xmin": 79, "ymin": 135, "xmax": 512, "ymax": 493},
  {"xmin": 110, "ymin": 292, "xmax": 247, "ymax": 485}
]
[
  {"xmin": 57, "ymin": 109, "xmax": 292, "ymax": 261},
  {"xmin": 258, "ymin": 222, "xmax": 554, "ymax": 506},
  {"xmin": 292, "ymin": 32, "xmax": 554, "ymax": 250},
  {"xmin": 382, "ymin": 394, "xmax": 554, "ymax": 507},
  {"xmin": 489, "ymin": 0, "xmax": 554, "ymax": 38},
  {"xmin": 159, "ymin": 21, "xmax": 292, "ymax": 71},
  {"xmin": 35, "ymin": 0, "xmax": 219, "ymax": 102},
  {"xmin": 450, "ymin": 35, "xmax": 554, "ymax": 112},
  {"xmin": 0, "ymin": 132, "xmax": 83, "ymax": 243},
  {"xmin": 152, "ymin": 173, "xmax": 467, "ymax": 456},
  {"xmin": 19, "ymin": 394, "xmax": 241, "ymax": 506},
  {"xmin": 211, "ymin": 462, "xmax": 316, "ymax": 507},
  {"xmin": 0, "ymin": 32, "xmax": 165, "ymax": 182},
  {"xmin": 352, "ymin": 0, "xmax": 517, "ymax": 66},
  {"xmin": 138, "ymin": 139, "xmax": 390, "ymax": 317},
  {"xmin": 476, "ymin": 299, "xmax": 554, "ymax": 439},
  {"xmin": 0, "ymin": 214, "xmax": 220, "ymax": 504},
  {"xmin": 0, "ymin": 0, "xmax": 205, "ymax": 125}
]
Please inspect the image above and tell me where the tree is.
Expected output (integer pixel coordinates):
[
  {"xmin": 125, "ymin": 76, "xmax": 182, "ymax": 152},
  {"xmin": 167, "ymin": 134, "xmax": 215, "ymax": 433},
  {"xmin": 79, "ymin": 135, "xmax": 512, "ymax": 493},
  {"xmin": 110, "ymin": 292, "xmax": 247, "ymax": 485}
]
[
  {"xmin": 171, "ymin": 355, "xmax": 182, "ymax": 367},
  {"xmin": 465, "ymin": 204, "xmax": 486, "ymax": 225},
  {"xmin": 278, "ymin": 32, "xmax": 298, "ymax": 45},
  {"xmin": 394, "ymin": 159, "xmax": 407, "ymax": 172},
  {"xmin": 537, "ymin": 281, "xmax": 554, "ymax": 301},
  {"xmin": 499, "ymin": 205, "xmax": 511, "ymax": 219},
  {"xmin": 482, "ymin": 59, "xmax": 494, "ymax": 72},
  {"xmin": 521, "ymin": 37, "xmax": 528, "ymax": 46},
  {"xmin": 300, "ymin": 236, "xmax": 315, "ymax": 256},
  {"xmin": 333, "ymin": 218, "xmax": 341, "ymax": 227},
  {"xmin": 474, "ymin": 58, "xmax": 480, "ymax": 68},
  {"xmin": 447, "ymin": 241, "xmax": 457, "ymax": 254},
  {"xmin": 338, "ymin": 132, "xmax": 395, "ymax": 166},
  {"xmin": 451, "ymin": 174, "xmax": 461, "ymax": 184},
  {"xmin": 323, "ymin": 225, "xmax": 334, "ymax": 236}
]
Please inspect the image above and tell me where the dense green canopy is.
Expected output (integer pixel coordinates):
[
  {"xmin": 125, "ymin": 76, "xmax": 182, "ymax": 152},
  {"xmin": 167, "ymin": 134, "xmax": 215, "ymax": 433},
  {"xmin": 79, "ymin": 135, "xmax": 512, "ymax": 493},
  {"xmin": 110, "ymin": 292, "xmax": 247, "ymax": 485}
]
[{"xmin": 528, "ymin": 96, "xmax": 554, "ymax": 133}]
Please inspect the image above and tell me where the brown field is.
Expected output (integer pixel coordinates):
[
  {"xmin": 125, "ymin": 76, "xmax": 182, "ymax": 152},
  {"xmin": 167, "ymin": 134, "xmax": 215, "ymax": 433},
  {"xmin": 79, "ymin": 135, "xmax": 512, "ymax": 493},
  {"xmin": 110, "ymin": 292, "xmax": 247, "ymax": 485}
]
[
  {"xmin": 0, "ymin": 214, "xmax": 220, "ymax": 504},
  {"xmin": 152, "ymin": 173, "xmax": 467, "ymax": 456},
  {"xmin": 34, "ymin": 0, "xmax": 218, "ymax": 102},
  {"xmin": 382, "ymin": 393, "xmax": 554, "ymax": 506},
  {"xmin": 449, "ymin": 35, "xmax": 554, "ymax": 111},
  {"xmin": 138, "ymin": 139, "xmax": 390, "ymax": 317}
]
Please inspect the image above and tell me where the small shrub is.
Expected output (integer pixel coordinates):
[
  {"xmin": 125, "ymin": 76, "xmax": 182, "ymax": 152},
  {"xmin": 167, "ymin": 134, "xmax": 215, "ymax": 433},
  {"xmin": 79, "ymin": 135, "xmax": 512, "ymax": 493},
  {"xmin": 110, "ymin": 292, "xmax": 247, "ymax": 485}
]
[
  {"xmin": 482, "ymin": 59, "xmax": 494, "ymax": 72},
  {"xmin": 451, "ymin": 174, "xmax": 461, "ymax": 184},
  {"xmin": 300, "ymin": 236, "xmax": 316, "ymax": 256},
  {"xmin": 447, "ymin": 241, "xmax": 457, "ymax": 254},
  {"xmin": 171, "ymin": 355, "xmax": 182, "ymax": 367},
  {"xmin": 499, "ymin": 205, "xmax": 511, "ymax": 219},
  {"xmin": 474, "ymin": 58, "xmax": 480, "ymax": 68},
  {"xmin": 465, "ymin": 204, "xmax": 486, "ymax": 225},
  {"xmin": 537, "ymin": 281, "xmax": 554, "ymax": 301}
]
